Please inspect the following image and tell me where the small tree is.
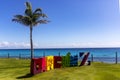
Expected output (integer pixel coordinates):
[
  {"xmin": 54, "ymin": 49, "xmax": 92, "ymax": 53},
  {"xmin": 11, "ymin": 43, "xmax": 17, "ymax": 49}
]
[{"xmin": 12, "ymin": 2, "xmax": 49, "ymax": 60}]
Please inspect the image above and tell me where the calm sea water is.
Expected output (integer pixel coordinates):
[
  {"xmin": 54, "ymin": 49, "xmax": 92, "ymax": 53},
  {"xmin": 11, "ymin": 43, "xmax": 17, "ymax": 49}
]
[{"xmin": 0, "ymin": 48, "xmax": 120, "ymax": 63}]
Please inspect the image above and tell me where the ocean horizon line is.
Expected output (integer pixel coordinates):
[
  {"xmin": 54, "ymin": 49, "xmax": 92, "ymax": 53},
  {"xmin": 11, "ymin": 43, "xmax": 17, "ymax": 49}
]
[{"xmin": 0, "ymin": 47, "xmax": 120, "ymax": 50}]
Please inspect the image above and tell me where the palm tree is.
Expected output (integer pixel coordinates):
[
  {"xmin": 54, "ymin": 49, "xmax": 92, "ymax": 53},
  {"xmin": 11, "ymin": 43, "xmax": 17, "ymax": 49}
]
[{"xmin": 12, "ymin": 2, "xmax": 49, "ymax": 60}]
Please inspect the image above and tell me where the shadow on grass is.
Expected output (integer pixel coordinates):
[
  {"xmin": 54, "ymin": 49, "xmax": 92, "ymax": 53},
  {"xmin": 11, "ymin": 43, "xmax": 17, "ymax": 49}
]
[{"xmin": 16, "ymin": 73, "xmax": 33, "ymax": 79}]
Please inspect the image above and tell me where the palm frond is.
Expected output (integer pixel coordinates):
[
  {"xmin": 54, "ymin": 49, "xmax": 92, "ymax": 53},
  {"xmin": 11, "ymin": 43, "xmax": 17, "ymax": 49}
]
[
  {"xmin": 34, "ymin": 8, "xmax": 42, "ymax": 14},
  {"xmin": 25, "ymin": 2, "xmax": 32, "ymax": 16},
  {"xmin": 37, "ymin": 20, "xmax": 48, "ymax": 24},
  {"xmin": 42, "ymin": 13, "xmax": 48, "ymax": 18},
  {"xmin": 12, "ymin": 15, "xmax": 31, "ymax": 26},
  {"xmin": 33, "ymin": 20, "xmax": 49, "ymax": 26},
  {"xmin": 32, "ymin": 13, "xmax": 48, "ymax": 22},
  {"xmin": 25, "ymin": 9, "xmax": 32, "ymax": 16},
  {"xmin": 13, "ymin": 15, "xmax": 23, "ymax": 20},
  {"xmin": 12, "ymin": 19, "xmax": 21, "ymax": 22},
  {"xmin": 12, "ymin": 15, "xmax": 23, "ymax": 23},
  {"xmin": 12, "ymin": 18, "xmax": 29, "ymax": 26},
  {"xmin": 26, "ymin": 2, "xmax": 32, "ymax": 10},
  {"xmin": 32, "ymin": 13, "xmax": 43, "ymax": 21}
]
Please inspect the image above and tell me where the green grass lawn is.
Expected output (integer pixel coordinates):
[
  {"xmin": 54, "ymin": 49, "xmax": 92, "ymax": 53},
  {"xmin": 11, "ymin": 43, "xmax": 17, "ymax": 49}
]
[{"xmin": 0, "ymin": 58, "xmax": 120, "ymax": 80}]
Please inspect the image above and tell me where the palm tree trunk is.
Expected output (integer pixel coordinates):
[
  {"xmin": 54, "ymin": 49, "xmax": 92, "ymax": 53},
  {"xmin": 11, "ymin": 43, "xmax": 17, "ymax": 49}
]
[
  {"xmin": 30, "ymin": 25, "xmax": 34, "ymax": 74},
  {"xmin": 30, "ymin": 25, "xmax": 34, "ymax": 59}
]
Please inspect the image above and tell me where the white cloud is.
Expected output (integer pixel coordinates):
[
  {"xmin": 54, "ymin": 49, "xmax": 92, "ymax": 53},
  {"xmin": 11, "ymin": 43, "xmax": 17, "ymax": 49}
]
[
  {"xmin": 0, "ymin": 41, "xmax": 120, "ymax": 49},
  {"xmin": 0, "ymin": 41, "xmax": 10, "ymax": 47},
  {"xmin": 70, "ymin": 42, "xmax": 120, "ymax": 48},
  {"xmin": 0, "ymin": 41, "xmax": 30, "ymax": 49}
]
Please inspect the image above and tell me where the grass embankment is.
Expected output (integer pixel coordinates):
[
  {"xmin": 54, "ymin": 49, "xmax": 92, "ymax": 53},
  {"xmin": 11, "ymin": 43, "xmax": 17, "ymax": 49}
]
[{"xmin": 0, "ymin": 59, "xmax": 120, "ymax": 80}]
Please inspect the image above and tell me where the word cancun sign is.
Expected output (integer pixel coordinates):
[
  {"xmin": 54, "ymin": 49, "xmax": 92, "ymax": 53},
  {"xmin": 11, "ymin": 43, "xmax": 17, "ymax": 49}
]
[{"xmin": 30, "ymin": 52, "xmax": 90, "ymax": 75}]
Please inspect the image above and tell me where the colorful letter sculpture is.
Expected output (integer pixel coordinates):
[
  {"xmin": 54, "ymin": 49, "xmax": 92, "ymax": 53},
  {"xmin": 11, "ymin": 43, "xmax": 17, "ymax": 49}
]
[
  {"xmin": 79, "ymin": 52, "xmax": 90, "ymax": 66},
  {"xmin": 30, "ymin": 52, "xmax": 90, "ymax": 75},
  {"xmin": 62, "ymin": 52, "xmax": 78, "ymax": 67},
  {"xmin": 31, "ymin": 56, "xmax": 62, "ymax": 75},
  {"xmin": 70, "ymin": 55, "xmax": 78, "ymax": 66},
  {"xmin": 46, "ymin": 56, "xmax": 54, "ymax": 70},
  {"xmin": 31, "ymin": 57, "xmax": 47, "ymax": 75},
  {"xmin": 62, "ymin": 52, "xmax": 71, "ymax": 67},
  {"xmin": 54, "ymin": 56, "xmax": 62, "ymax": 68},
  {"xmin": 46, "ymin": 56, "xmax": 62, "ymax": 70}
]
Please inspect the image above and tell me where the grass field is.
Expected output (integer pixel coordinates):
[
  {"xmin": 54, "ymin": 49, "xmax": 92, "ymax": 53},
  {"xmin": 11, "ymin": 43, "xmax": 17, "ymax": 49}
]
[{"xmin": 0, "ymin": 58, "xmax": 120, "ymax": 80}]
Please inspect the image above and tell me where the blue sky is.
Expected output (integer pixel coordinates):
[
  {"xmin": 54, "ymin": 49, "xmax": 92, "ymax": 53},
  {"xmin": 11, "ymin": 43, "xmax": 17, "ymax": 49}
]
[{"xmin": 0, "ymin": 0, "xmax": 120, "ymax": 48}]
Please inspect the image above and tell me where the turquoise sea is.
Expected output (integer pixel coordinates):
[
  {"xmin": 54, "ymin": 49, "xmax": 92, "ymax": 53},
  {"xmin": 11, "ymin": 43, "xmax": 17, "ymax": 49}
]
[{"xmin": 0, "ymin": 48, "xmax": 120, "ymax": 63}]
